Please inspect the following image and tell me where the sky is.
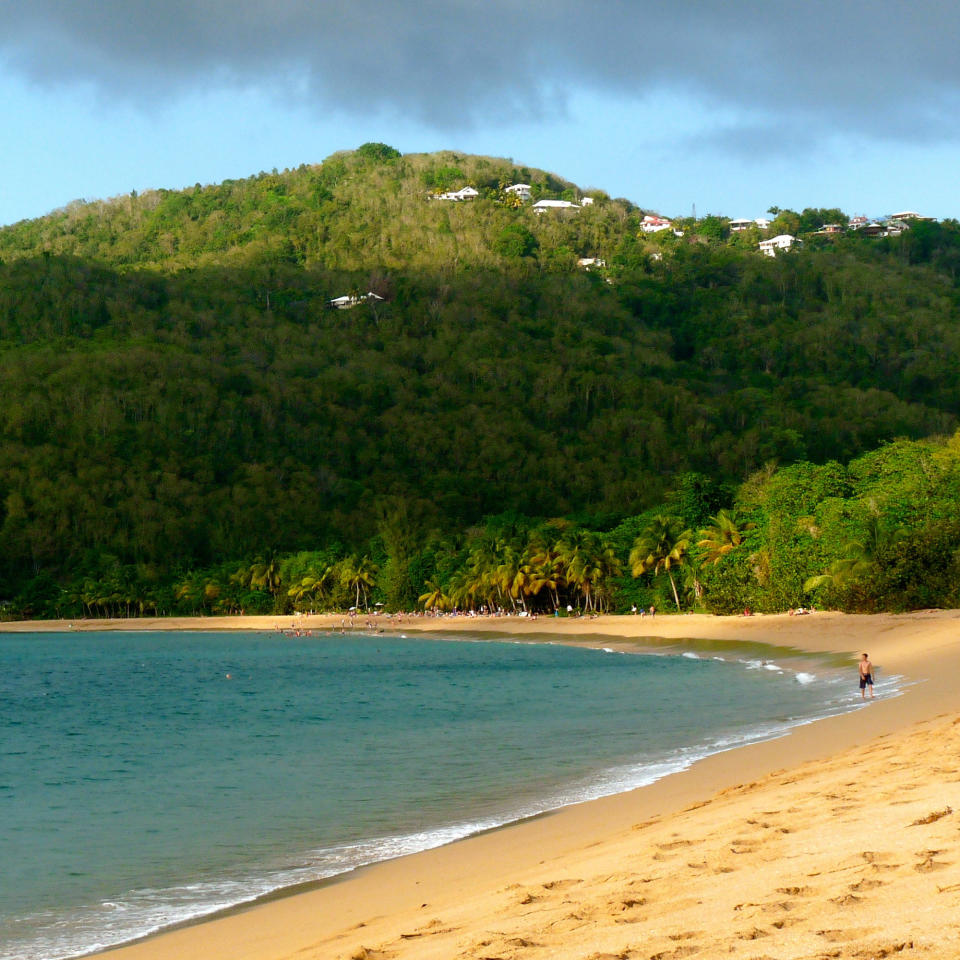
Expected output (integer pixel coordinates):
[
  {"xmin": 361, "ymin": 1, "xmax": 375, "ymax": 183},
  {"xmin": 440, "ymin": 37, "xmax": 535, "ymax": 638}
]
[{"xmin": 3, "ymin": 0, "xmax": 960, "ymax": 228}]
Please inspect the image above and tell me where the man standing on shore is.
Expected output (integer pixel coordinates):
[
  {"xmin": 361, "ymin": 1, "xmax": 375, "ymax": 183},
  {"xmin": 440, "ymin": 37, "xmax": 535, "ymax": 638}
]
[{"xmin": 859, "ymin": 653, "xmax": 875, "ymax": 699}]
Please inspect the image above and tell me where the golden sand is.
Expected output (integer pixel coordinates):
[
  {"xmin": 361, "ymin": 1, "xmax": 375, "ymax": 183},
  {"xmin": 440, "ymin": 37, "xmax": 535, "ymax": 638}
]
[{"xmin": 8, "ymin": 610, "xmax": 960, "ymax": 959}]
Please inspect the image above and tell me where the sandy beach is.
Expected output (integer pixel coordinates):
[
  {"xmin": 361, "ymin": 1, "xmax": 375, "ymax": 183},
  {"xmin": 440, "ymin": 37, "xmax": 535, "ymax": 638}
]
[{"xmin": 8, "ymin": 610, "xmax": 960, "ymax": 959}]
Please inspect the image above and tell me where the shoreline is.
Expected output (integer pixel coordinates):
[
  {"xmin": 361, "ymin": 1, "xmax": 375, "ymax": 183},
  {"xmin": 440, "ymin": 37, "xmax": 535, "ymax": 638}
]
[{"xmin": 11, "ymin": 611, "xmax": 960, "ymax": 959}]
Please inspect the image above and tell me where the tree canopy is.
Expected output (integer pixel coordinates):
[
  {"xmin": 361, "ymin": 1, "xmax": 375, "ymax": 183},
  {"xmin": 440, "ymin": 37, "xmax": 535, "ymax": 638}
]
[{"xmin": 1, "ymin": 147, "xmax": 959, "ymax": 618}]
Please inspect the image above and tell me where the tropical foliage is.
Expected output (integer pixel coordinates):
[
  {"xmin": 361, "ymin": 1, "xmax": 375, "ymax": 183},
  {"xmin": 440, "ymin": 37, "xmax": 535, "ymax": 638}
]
[{"xmin": 1, "ymin": 147, "xmax": 960, "ymax": 618}]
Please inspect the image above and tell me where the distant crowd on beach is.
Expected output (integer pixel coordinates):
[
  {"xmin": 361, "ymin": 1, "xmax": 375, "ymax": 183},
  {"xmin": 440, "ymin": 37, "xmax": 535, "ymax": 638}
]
[
  {"xmin": 275, "ymin": 603, "xmax": 625, "ymax": 634},
  {"xmin": 275, "ymin": 603, "xmax": 819, "ymax": 634}
]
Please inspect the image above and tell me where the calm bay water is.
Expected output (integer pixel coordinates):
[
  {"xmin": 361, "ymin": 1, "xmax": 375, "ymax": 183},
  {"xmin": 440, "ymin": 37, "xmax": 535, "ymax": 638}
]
[{"xmin": 0, "ymin": 630, "xmax": 886, "ymax": 959}]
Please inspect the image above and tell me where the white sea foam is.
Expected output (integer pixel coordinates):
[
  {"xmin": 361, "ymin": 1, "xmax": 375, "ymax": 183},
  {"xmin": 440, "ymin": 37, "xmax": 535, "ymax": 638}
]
[
  {"xmin": 682, "ymin": 651, "xmax": 701, "ymax": 660},
  {"xmin": 795, "ymin": 672, "xmax": 817, "ymax": 684}
]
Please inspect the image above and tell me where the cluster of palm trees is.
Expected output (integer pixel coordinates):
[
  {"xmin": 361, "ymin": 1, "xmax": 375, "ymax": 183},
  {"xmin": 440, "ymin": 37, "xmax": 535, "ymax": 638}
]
[
  {"xmin": 419, "ymin": 528, "xmax": 622, "ymax": 614},
  {"xmin": 285, "ymin": 555, "xmax": 379, "ymax": 611},
  {"xmin": 629, "ymin": 510, "xmax": 753, "ymax": 610},
  {"xmin": 49, "ymin": 511, "xmax": 756, "ymax": 620},
  {"xmin": 172, "ymin": 554, "xmax": 381, "ymax": 615},
  {"xmin": 416, "ymin": 511, "xmax": 752, "ymax": 615},
  {"xmin": 67, "ymin": 575, "xmax": 167, "ymax": 619}
]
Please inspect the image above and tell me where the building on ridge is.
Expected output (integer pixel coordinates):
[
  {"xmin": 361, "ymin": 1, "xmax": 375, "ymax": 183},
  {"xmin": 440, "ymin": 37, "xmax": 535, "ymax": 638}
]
[
  {"xmin": 532, "ymin": 199, "xmax": 581, "ymax": 213},
  {"xmin": 431, "ymin": 186, "xmax": 479, "ymax": 201},
  {"xmin": 759, "ymin": 234, "xmax": 797, "ymax": 257},
  {"xmin": 329, "ymin": 292, "xmax": 385, "ymax": 310},
  {"xmin": 640, "ymin": 214, "xmax": 672, "ymax": 233},
  {"xmin": 504, "ymin": 183, "xmax": 531, "ymax": 202}
]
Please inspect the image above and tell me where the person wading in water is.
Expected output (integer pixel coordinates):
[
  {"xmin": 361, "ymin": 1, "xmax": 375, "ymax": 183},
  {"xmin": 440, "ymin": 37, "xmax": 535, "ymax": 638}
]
[{"xmin": 859, "ymin": 653, "xmax": 875, "ymax": 700}]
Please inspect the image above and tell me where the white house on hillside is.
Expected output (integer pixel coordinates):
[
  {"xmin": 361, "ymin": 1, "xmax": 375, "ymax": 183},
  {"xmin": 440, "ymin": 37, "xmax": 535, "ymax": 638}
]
[
  {"xmin": 432, "ymin": 186, "xmax": 479, "ymax": 201},
  {"xmin": 533, "ymin": 199, "xmax": 580, "ymax": 213},
  {"xmin": 504, "ymin": 183, "xmax": 531, "ymax": 201},
  {"xmin": 759, "ymin": 234, "xmax": 797, "ymax": 257},
  {"xmin": 329, "ymin": 292, "xmax": 385, "ymax": 309},
  {"xmin": 732, "ymin": 217, "xmax": 772, "ymax": 231},
  {"xmin": 640, "ymin": 214, "xmax": 672, "ymax": 233}
]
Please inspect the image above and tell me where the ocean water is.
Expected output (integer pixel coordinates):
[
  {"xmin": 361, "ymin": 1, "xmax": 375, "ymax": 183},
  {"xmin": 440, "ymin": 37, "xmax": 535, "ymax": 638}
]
[{"xmin": 0, "ymin": 630, "xmax": 895, "ymax": 960}]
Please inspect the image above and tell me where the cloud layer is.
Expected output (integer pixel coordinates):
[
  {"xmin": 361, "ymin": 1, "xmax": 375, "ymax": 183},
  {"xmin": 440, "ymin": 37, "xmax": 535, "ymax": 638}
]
[{"xmin": 2, "ymin": 1, "xmax": 959, "ymax": 140}]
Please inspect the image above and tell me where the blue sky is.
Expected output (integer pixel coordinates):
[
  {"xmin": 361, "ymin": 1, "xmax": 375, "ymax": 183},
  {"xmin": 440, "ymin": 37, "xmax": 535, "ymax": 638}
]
[{"xmin": 3, "ymin": 1, "xmax": 960, "ymax": 228}]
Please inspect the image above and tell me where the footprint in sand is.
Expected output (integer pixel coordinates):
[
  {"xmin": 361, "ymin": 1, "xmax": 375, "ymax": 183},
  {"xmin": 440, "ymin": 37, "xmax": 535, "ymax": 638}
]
[
  {"xmin": 649, "ymin": 947, "xmax": 699, "ymax": 960},
  {"xmin": 540, "ymin": 877, "xmax": 582, "ymax": 891},
  {"xmin": 851, "ymin": 938, "xmax": 916, "ymax": 956},
  {"xmin": 656, "ymin": 839, "xmax": 693, "ymax": 851},
  {"xmin": 347, "ymin": 948, "xmax": 393, "ymax": 960},
  {"xmin": 760, "ymin": 899, "xmax": 798, "ymax": 915},
  {"xmin": 397, "ymin": 918, "xmax": 458, "ymax": 940},
  {"xmin": 546, "ymin": 912, "xmax": 591, "ymax": 933},
  {"xmin": 861, "ymin": 851, "xmax": 898, "ymax": 867},
  {"xmin": 829, "ymin": 893, "xmax": 862, "ymax": 906},
  {"xmin": 776, "ymin": 885, "xmax": 814, "ymax": 896},
  {"xmin": 849, "ymin": 877, "xmax": 884, "ymax": 892},
  {"xmin": 914, "ymin": 849, "xmax": 950, "ymax": 872},
  {"xmin": 609, "ymin": 895, "xmax": 647, "ymax": 912},
  {"xmin": 816, "ymin": 926, "xmax": 870, "ymax": 943},
  {"xmin": 583, "ymin": 953, "xmax": 639, "ymax": 960}
]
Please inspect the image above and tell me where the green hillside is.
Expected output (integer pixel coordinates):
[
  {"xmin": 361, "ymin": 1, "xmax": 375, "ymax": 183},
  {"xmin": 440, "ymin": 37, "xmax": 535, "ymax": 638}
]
[{"xmin": 1, "ymin": 144, "xmax": 959, "ymax": 616}]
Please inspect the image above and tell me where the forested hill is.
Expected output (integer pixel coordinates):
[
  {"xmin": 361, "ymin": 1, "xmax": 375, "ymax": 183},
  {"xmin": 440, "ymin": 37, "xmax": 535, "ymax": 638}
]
[
  {"xmin": 0, "ymin": 144, "xmax": 959, "ymax": 611},
  {"xmin": 0, "ymin": 145, "xmax": 588, "ymax": 271}
]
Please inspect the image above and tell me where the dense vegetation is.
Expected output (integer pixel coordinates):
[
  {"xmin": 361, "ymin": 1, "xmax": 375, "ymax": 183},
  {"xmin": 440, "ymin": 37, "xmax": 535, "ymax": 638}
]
[{"xmin": 1, "ymin": 146, "xmax": 959, "ymax": 618}]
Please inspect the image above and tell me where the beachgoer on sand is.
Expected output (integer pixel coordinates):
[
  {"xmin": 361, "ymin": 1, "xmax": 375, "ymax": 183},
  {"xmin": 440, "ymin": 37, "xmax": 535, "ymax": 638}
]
[{"xmin": 859, "ymin": 652, "xmax": 874, "ymax": 699}]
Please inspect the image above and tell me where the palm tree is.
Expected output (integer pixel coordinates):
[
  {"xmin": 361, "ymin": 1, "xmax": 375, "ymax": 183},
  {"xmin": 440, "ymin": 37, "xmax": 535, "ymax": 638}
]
[
  {"xmin": 446, "ymin": 569, "xmax": 474, "ymax": 611},
  {"xmin": 803, "ymin": 515, "xmax": 902, "ymax": 594},
  {"xmin": 232, "ymin": 557, "xmax": 282, "ymax": 596},
  {"xmin": 527, "ymin": 537, "xmax": 564, "ymax": 611},
  {"xmin": 287, "ymin": 566, "xmax": 336, "ymax": 609},
  {"xmin": 584, "ymin": 537, "xmax": 622, "ymax": 612},
  {"xmin": 698, "ymin": 510, "xmax": 752, "ymax": 565},
  {"xmin": 557, "ymin": 530, "xmax": 621, "ymax": 612},
  {"xmin": 493, "ymin": 541, "xmax": 524, "ymax": 611},
  {"xmin": 418, "ymin": 579, "xmax": 450, "ymax": 611},
  {"xmin": 464, "ymin": 538, "xmax": 500, "ymax": 611},
  {"xmin": 630, "ymin": 515, "xmax": 693, "ymax": 611},
  {"xmin": 338, "ymin": 555, "xmax": 379, "ymax": 611}
]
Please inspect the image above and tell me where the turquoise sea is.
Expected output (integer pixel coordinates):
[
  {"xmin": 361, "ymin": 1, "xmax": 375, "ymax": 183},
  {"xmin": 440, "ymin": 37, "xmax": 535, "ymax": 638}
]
[{"xmin": 0, "ymin": 630, "xmax": 896, "ymax": 960}]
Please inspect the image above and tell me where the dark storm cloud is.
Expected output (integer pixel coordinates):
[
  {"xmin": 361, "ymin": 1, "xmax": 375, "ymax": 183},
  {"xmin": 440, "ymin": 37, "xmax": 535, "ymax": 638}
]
[{"xmin": 2, "ymin": 1, "xmax": 959, "ymax": 140}]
